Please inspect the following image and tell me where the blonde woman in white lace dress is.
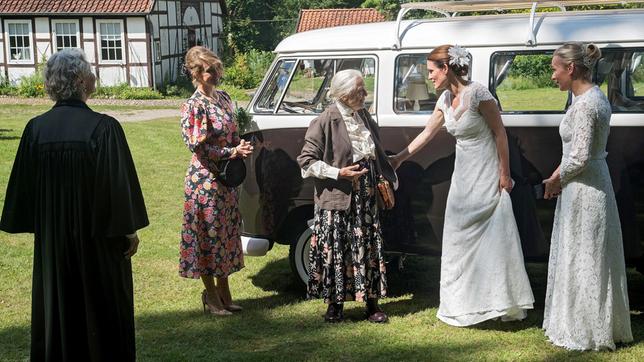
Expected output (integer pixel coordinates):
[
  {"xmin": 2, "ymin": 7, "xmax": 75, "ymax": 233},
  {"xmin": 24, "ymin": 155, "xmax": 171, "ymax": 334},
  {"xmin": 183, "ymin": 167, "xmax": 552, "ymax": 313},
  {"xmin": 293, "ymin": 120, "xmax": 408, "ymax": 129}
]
[
  {"xmin": 391, "ymin": 45, "xmax": 534, "ymax": 326},
  {"xmin": 542, "ymin": 43, "xmax": 632, "ymax": 350}
]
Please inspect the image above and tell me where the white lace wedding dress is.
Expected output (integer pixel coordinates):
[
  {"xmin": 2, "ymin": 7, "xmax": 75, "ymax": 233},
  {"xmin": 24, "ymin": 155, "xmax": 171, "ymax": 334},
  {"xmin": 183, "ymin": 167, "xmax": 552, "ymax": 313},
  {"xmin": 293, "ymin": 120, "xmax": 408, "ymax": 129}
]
[
  {"xmin": 543, "ymin": 86, "xmax": 633, "ymax": 350},
  {"xmin": 436, "ymin": 82, "xmax": 535, "ymax": 326}
]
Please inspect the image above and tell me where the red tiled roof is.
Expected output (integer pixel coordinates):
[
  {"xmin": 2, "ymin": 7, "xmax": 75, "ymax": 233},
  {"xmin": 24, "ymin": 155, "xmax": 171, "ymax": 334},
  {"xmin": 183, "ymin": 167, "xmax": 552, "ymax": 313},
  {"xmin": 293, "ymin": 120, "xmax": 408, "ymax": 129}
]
[
  {"xmin": 0, "ymin": 0, "xmax": 155, "ymax": 14},
  {"xmin": 296, "ymin": 8, "xmax": 386, "ymax": 33}
]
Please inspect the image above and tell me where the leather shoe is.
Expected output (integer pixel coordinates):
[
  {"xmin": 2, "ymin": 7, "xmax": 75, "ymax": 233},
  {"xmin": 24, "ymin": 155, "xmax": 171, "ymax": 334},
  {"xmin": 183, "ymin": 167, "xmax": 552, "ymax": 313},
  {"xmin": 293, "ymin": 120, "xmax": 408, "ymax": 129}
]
[
  {"xmin": 324, "ymin": 303, "xmax": 344, "ymax": 323},
  {"xmin": 367, "ymin": 310, "xmax": 388, "ymax": 323}
]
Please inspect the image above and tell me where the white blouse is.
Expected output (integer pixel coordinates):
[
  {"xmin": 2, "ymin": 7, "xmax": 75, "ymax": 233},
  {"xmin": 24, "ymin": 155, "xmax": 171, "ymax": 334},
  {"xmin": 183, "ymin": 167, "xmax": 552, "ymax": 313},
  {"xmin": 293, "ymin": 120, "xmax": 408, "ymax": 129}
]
[{"xmin": 301, "ymin": 101, "xmax": 376, "ymax": 180}]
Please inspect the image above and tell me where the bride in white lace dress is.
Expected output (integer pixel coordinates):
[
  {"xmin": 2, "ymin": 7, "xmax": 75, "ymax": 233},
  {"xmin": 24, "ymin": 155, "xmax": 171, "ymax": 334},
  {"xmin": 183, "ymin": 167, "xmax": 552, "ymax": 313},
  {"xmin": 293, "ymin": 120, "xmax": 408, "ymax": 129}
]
[
  {"xmin": 392, "ymin": 45, "xmax": 534, "ymax": 326},
  {"xmin": 542, "ymin": 43, "xmax": 632, "ymax": 350}
]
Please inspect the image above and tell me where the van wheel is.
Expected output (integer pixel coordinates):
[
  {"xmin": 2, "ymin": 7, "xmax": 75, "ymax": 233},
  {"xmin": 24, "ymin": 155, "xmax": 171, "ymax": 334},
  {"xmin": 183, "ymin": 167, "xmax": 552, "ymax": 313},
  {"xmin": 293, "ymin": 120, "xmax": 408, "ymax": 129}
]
[{"xmin": 288, "ymin": 220, "xmax": 313, "ymax": 287}]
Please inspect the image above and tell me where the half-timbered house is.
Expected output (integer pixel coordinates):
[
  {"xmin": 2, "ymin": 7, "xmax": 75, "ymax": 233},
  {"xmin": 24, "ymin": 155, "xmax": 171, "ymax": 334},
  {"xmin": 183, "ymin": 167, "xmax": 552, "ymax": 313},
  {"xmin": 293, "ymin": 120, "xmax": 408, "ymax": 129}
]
[{"xmin": 0, "ymin": 0, "xmax": 225, "ymax": 88}]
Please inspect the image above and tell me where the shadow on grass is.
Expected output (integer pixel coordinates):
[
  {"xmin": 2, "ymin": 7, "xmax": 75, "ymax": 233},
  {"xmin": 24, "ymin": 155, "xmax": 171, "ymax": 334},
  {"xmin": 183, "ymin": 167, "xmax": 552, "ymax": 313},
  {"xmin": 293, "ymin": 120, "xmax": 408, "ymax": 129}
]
[{"xmin": 0, "ymin": 128, "xmax": 20, "ymax": 141}]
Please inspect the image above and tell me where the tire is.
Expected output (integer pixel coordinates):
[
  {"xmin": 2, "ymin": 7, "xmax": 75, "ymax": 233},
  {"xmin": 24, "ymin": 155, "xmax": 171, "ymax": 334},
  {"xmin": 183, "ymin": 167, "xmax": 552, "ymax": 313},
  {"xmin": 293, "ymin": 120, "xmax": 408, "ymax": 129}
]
[{"xmin": 288, "ymin": 219, "xmax": 313, "ymax": 287}]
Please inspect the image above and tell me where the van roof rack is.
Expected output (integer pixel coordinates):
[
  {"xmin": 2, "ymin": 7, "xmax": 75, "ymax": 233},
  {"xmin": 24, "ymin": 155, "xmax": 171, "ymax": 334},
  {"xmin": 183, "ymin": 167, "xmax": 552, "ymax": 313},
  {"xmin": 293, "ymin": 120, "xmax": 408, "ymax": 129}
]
[{"xmin": 393, "ymin": 0, "xmax": 644, "ymax": 49}]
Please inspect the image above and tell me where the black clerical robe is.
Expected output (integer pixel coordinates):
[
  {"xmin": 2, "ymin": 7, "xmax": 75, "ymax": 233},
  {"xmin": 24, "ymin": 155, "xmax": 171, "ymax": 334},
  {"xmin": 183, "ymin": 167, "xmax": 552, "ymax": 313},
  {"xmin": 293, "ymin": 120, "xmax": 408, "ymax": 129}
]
[{"xmin": 0, "ymin": 99, "xmax": 148, "ymax": 361}]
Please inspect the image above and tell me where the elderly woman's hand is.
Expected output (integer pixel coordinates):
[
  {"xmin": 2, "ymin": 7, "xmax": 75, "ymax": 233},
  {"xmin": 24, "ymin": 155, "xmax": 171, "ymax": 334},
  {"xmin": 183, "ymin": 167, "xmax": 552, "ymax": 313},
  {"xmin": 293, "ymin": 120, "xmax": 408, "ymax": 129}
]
[{"xmin": 339, "ymin": 164, "xmax": 368, "ymax": 180}]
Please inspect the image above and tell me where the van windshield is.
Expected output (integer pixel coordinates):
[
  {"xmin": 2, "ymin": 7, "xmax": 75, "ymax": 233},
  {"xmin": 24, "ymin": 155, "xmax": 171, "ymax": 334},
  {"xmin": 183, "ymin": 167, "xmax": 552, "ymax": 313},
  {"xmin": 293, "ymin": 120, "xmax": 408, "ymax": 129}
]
[{"xmin": 254, "ymin": 57, "xmax": 376, "ymax": 114}]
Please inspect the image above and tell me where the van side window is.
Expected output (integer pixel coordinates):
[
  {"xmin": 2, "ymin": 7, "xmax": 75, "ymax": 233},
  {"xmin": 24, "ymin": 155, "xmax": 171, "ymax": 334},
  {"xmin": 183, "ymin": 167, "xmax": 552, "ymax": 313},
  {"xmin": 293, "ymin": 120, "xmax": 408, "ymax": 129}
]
[
  {"xmin": 394, "ymin": 54, "xmax": 440, "ymax": 113},
  {"xmin": 491, "ymin": 52, "xmax": 567, "ymax": 112},
  {"xmin": 277, "ymin": 57, "xmax": 376, "ymax": 114},
  {"xmin": 254, "ymin": 59, "xmax": 296, "ymax": 113},
  {"xmin": 596, "ymin": 48, "xmax": 644, "ymax": 113}
]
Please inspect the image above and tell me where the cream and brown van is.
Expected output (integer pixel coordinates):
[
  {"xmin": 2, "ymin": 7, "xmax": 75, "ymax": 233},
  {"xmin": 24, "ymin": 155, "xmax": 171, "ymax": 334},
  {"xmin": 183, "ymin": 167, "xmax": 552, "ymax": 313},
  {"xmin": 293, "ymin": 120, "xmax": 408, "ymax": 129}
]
[{"xmin": 238, "ymin": 0, "xmax": 644, "ymax": 284}]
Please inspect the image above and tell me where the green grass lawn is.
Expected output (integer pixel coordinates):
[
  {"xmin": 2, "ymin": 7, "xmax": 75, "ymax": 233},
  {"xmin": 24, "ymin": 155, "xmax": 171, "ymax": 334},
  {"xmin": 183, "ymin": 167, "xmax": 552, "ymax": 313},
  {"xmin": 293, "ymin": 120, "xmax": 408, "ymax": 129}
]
[{"xmin": 1, "ymin": 104, "xmax": 643, "ymax": 361}]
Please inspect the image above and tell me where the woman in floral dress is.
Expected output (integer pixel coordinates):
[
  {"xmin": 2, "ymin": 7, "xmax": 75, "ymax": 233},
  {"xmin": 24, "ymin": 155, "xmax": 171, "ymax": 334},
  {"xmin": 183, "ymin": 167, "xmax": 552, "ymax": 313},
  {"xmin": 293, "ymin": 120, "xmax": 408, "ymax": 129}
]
[{"xmin": 179, "ymin": 46, "xmax": 254, "ymax": 316}]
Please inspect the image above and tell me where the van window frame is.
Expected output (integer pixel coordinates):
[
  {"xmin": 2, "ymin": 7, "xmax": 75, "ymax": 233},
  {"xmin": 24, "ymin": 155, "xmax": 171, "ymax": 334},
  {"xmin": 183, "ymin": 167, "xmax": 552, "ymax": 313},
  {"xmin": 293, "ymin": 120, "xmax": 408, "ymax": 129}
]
[
  {"xmin": 392, "ymin": 51, "xmax": 472, "ymax": 115},
  {"xmin": 597, "ymin": 46, "xmax": 644, "ymax": 114},
  {"xmin": 253, "ymin": 57, "xmax": 297, "ymax": 114},
  {"xmin": 254, "ymin": 54, "xmax": 379, "ymax": 116},
  {"xmin": 489, "ymin": 50, "xmax": 569, "ymax": 115}
]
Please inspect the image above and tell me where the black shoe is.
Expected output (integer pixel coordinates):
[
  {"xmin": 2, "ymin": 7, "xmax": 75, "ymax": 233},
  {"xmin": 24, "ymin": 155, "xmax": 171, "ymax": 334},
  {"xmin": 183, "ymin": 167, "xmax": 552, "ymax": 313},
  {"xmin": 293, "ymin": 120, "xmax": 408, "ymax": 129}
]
[
  {"xmin": 366, "ymin": 298, "xmax": 388, "ymax": 323},
  {"xmin": 324, "ymin": 303, "xmax": 344, "ymax": 323}
]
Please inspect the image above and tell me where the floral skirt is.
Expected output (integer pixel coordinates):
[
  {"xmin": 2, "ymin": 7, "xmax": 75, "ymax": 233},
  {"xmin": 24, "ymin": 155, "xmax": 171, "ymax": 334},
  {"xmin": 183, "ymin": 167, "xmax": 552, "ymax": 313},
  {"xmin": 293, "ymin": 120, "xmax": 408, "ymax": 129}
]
[{"xmin": 307, "ymin": 159, "xmax": 387, "ymax": 304}]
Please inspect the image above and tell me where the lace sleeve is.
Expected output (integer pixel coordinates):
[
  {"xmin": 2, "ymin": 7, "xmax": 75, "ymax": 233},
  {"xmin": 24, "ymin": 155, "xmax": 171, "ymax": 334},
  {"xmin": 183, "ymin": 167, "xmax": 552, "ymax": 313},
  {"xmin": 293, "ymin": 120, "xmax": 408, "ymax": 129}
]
[
  {"xmin": 468, "ymin": 82, "xmax": 496, "ymax": 112},
  {"xmin": 560, "ymin": 104, "xmax": 596, "ymax": 185}
]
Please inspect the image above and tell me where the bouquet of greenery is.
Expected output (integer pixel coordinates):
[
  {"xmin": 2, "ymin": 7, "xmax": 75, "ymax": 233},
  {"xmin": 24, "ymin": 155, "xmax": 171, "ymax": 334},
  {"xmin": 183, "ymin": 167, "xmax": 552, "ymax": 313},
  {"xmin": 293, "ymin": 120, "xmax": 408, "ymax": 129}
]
[{"xmin": 233, "ymin": 102, "xmax": 253, "ymax": 134}]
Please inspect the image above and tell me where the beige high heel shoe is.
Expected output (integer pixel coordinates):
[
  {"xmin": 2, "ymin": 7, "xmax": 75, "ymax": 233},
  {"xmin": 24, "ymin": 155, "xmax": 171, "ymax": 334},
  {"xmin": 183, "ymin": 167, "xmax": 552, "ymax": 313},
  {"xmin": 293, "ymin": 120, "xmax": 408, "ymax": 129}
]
[{"xmin": 201, "ymin": 290, "xmax": 233, "ymax": 316}]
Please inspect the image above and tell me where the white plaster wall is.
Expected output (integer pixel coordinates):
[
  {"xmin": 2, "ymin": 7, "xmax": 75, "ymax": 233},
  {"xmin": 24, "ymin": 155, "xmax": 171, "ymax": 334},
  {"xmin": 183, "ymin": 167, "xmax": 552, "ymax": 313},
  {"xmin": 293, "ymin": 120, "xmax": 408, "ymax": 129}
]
[
  {"xmin": 169, "ymin": 29, "xmax": 178, "ymax": 54},
  {"xmin": 129, "ymin": 66, "xmax": 149, "ymax": 87},
  {"xmin": 204, "ymin": 3, "xmax": 212, "ymax": 24},
  {"xmin": 98, "ymin": 67, "xmax": 126, "ymax": 86},
  {"xmin": 162, "ymin": 59, "xmax": 170, "ymax": 81},
  {"xmin": 160, "ymin": 28, "xmax": 169, "ymax": 56},
  {"xmin": 34, "ymin": 17, "xmax": 49, "ymax": 38},
  {"xmin": 83, "ymin": 17, "xmax": 94, "ymax": 39},
  {"xmin": 7, "ymin": 68, "xmax": 34, "ymax": 84},
  {"xmin": 126, "ymin": 18, "xmax": 146, "ymax": 39},
  {"xmin": 36, "ymin": 41, "xmax": 51, "ymax": 60},
  {"xmin": 128, "ymin": 42, "xmax": 148, "ymax": 64},
  {"xmin": 84, "ymin": 41, "xmax": 96, "ymax": 63},
  {"xmin": 168, "ymin": 2, "xmax": 177, "ymax": 26},
  {"xmin": 159, "ymin": 0, "xmax": 167, "ymax": 11},
  {"xmin": 160, "ymin": 11, "xmax": 168, "ymax": 27},
  {"xmin": 0, "ymin": 39, "xmax": 4, "ymax": 63}
]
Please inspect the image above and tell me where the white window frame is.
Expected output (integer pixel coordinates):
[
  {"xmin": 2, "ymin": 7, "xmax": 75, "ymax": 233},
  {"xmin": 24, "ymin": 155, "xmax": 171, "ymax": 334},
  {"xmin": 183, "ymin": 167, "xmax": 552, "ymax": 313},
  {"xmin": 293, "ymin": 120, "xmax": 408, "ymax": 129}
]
[
  {"xmin": 4, "ymin": 19, "xmax": 34, "ymax": 64},
  {"xmin": 52, "ymin": 19, "xmax": 80, "ymax": 52},
  {"xmin": 96, "ymin": 19, "xmax": 125, "ymax": 65}
]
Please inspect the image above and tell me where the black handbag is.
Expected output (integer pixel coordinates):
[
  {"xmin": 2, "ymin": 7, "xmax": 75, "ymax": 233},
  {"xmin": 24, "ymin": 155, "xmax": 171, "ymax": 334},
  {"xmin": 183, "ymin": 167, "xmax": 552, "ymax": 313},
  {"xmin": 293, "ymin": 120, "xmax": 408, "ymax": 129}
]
[{"xmin": 216, "ymin": 158, "xmax": 246, "ymax": 188}]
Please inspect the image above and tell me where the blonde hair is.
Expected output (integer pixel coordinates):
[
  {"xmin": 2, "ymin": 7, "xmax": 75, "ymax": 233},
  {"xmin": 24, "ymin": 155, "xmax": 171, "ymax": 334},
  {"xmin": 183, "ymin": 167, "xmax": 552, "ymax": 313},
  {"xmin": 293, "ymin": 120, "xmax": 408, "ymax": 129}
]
[
  {"xmin": 184, "ymin": 46, "xmax": 223, "ymax": 87},
  {"xmin": 554, "ymin": 42, "xmax": 602, "ymax": 80}
]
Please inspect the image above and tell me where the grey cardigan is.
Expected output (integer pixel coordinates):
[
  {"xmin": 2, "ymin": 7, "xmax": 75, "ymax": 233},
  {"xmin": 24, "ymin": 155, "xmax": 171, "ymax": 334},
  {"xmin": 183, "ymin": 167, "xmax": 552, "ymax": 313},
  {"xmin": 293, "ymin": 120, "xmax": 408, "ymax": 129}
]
[{"xmin": 297, "ymin": 104, "xmax": 398, "ymax": 210}]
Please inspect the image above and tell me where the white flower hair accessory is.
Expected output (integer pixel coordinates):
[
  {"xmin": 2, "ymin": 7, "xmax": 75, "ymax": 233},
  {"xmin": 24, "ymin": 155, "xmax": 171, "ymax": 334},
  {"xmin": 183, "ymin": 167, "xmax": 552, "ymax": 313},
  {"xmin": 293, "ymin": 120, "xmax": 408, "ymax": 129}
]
[{"xmin": 448, "ymin": 45, "xmax": 470, "ymax": 68}]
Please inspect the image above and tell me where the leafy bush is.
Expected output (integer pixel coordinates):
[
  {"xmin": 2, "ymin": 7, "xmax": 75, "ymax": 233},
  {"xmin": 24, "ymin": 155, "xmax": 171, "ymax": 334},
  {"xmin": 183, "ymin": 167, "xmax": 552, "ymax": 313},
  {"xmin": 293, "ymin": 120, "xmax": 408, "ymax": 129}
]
[
  {"xmin": 0, "ymin": 76, "xmax": 18, "ymax": 96},
  {"xmin": 17, "ymin": 72, "xmax": 46, "ymax": 97},
  {"xmin": 499, "ymin": 75, "xmax": 555, "ymax": 90},
  {"xmin": 509, "ymin": 54, "xmax": 552, "ymax": 79},
  {"xmin": 224, "ymin": 49, "xmax": 274, "ymax": 89},
  {"xmin": 218, "ymin": 84, "xmax": 251, "ymax": 101},
  {"xmin": 94, "ymin": 83, "xmax": 163, "ymax": 99}
]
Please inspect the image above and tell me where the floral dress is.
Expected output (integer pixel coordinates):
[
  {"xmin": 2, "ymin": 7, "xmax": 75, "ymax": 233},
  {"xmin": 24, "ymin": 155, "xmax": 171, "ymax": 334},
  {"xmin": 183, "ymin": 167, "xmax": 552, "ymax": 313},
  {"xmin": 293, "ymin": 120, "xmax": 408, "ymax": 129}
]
[{"xmin": 179, "ymin": 90, "xmax": 244, "ymax": 278}]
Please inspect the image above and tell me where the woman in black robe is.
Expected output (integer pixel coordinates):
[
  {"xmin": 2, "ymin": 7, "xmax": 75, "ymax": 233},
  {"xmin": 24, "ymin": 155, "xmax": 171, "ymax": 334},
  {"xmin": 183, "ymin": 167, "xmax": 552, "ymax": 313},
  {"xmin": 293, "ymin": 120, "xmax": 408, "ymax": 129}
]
[{"xmin": 0, "ymin": 48, "xmax": 148, "ymax": 361}]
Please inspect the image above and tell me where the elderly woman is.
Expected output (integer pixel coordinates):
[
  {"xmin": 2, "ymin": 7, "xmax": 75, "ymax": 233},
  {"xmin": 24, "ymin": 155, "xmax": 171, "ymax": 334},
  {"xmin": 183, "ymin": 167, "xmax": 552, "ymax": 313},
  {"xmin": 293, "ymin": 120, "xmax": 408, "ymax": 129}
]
[
  {"xmin": 297, "ymin": 69, "xmax": 397, "ymax": 323},
  {"xmin": 179, "ymin": 46, "xmax": 253, "ymax": 315},
  {"xmin": 0, "ymin": 48, "xmax": 148, "ymax": 360}
]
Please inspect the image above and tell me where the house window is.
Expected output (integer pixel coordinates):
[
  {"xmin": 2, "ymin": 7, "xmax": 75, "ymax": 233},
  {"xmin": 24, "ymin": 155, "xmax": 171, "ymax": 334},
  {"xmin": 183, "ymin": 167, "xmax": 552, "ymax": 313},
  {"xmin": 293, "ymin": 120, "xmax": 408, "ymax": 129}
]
[
  {"xmin": 98, "ymin": 21, "xmax": 123, "ymax": 62},
  {"xmin": 53, "ymin": 21, "xmax": 79, "ymax": 51},
  {"xmin": 7, "ymin": 21, "xmax": 32, "ymax": 62}
]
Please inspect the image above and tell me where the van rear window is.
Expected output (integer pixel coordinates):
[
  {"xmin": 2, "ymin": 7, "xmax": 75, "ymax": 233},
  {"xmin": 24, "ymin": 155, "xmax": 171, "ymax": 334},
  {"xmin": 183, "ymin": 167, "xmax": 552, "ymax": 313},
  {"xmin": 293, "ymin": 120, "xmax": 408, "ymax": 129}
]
[
  {"xmin": 490, "ymin": 52, "xmax": 567, "ymax": 113},
  {"xmin": 596, "ymin": 48, "xmax": 644, "ymax": 113}
]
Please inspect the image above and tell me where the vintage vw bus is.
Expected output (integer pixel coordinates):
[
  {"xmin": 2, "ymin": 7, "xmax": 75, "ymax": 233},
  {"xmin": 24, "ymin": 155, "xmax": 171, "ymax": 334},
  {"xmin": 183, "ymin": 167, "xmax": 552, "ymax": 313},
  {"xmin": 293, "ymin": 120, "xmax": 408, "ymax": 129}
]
[{"xmin": 238, "ymin": 0, "xmax": 644, "ymax": 284}]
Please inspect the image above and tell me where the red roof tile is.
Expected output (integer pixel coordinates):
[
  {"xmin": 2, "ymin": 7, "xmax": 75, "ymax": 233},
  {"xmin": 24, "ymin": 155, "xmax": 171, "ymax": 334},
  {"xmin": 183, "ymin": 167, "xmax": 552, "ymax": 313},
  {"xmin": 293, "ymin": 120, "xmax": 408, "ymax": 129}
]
[
  {"xmin": 296, "ymin": 8, "xmax": 386, "ymax": 33},
  {"xmin": 0, "ymin": 0, "xmax": 155, "ymax": 14}
]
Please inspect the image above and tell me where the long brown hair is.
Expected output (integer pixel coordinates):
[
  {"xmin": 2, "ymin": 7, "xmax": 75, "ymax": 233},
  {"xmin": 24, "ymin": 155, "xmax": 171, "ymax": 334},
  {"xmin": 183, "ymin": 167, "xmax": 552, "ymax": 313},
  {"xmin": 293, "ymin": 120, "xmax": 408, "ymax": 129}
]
[{"xmin": 427, "ymin": 44, "xmax": 469, "ymax": 77}]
